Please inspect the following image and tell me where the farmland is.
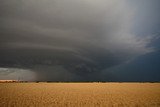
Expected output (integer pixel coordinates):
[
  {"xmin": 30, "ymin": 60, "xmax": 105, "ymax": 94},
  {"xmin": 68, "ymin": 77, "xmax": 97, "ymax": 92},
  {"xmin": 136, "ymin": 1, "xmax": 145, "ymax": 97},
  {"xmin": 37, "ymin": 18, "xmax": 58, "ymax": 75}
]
[{"xmin": 0, "ymin": 83, "xmax": 160, "ymax": 107}]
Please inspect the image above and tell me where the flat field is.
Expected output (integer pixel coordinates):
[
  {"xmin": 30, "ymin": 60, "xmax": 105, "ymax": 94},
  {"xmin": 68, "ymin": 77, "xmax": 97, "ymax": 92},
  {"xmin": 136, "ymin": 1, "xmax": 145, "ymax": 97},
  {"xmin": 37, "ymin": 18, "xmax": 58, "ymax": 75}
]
[{"xmin": 0, "ymin": 83, "xmax": 160, "ymax": 107}]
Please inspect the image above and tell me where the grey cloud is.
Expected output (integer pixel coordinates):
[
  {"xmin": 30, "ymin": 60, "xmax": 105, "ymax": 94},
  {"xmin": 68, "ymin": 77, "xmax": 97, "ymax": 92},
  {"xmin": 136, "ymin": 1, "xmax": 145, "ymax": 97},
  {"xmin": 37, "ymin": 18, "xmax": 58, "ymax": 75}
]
[
  {"xmin": 0, "ymin": 67, "xmax": 35, "ymax": 81},
  {"xmin": 0, "ymin": 0, "xmax": 154, "ymax": 81}
]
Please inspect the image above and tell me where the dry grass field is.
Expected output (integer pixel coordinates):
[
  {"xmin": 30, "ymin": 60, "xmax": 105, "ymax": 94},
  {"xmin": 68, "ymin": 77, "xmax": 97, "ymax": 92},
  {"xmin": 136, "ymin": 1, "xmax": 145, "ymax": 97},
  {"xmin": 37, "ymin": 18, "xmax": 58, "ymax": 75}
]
[{"xmin": 0, "ymin": 83, "xmax": 160, "ymax": 107}]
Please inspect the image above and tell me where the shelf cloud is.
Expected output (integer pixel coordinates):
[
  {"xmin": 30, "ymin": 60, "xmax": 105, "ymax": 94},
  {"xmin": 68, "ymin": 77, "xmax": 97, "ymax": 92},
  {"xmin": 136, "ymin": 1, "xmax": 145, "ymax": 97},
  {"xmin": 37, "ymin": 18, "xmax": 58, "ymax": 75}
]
[{"xmin": 0, "ymin": 0, "xmax": 155, "ymax": 81}]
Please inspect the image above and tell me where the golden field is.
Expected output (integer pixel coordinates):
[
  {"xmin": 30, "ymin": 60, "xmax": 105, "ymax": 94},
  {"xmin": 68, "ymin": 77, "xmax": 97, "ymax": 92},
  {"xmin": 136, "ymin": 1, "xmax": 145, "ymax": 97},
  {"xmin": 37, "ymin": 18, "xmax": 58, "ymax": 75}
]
[{"xmin": 0, "ymin": 83, "xmax": 160, "ymax": 107}]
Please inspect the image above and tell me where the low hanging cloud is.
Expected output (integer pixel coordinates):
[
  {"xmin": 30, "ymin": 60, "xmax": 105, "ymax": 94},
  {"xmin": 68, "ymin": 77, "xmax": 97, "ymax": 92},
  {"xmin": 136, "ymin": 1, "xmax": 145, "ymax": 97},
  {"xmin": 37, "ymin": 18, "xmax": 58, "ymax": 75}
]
[
  {"xmin": 0, "ymin": 67, "xmax": 36, "ymax": 81},
  {"xmin": 0, "ymin": 0, "xmax": 154, "ymax": 81}
]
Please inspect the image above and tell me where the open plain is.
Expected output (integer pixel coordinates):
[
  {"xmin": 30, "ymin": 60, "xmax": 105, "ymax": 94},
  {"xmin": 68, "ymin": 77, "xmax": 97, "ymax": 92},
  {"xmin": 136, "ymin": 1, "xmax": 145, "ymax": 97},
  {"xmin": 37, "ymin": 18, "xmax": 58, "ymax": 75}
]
[{"xmin": 0, "ymin": 83, "xmax": 160, "ymax": 107}]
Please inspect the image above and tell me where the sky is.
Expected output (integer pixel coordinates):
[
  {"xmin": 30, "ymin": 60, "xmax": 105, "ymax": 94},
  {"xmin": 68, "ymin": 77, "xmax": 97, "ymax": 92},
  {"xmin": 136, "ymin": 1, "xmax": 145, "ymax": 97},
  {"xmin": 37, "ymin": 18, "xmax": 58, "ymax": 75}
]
[{"xmin": 0, "ymin": 0, "xmax": 160, "ymax": 81}]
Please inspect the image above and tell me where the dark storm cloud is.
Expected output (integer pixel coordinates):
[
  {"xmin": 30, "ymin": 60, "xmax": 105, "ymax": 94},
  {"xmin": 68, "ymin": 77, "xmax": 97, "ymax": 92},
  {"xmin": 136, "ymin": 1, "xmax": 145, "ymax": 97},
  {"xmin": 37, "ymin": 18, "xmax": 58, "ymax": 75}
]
[{"xmin": 0, "ymin": 0, "xmax": 155, "ymax": 81}]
